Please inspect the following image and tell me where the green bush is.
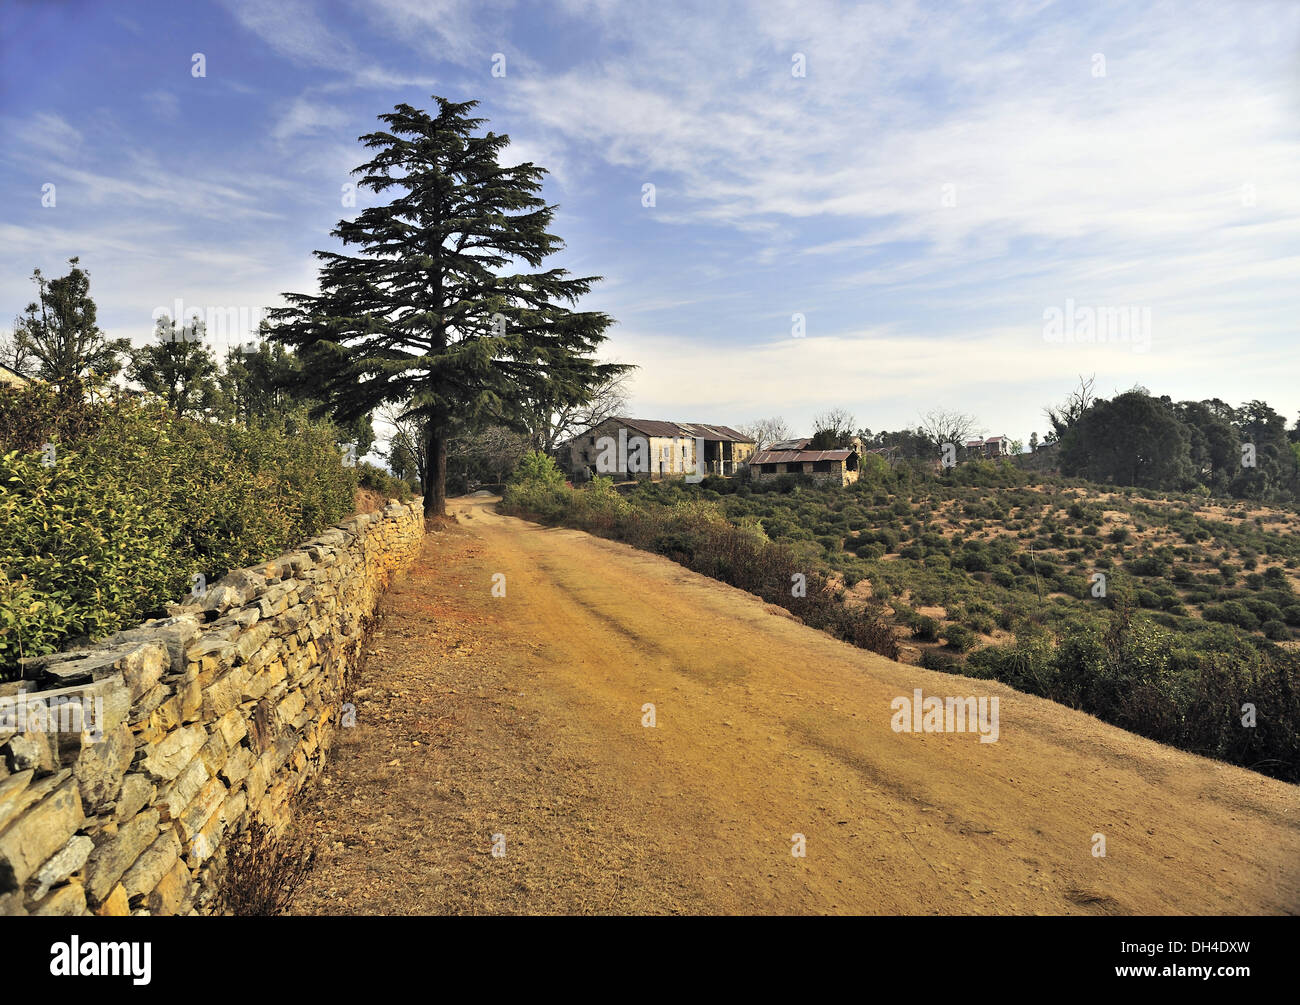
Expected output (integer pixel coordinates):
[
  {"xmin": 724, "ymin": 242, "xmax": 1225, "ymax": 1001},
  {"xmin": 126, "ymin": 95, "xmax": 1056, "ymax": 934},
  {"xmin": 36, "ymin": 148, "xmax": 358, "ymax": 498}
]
[
  {"xmin": 1263, "ymin": 566, "xmax": 1290, "ymax": 589},
  {"xmin": 0, "ymin": 387, "xmax": 357, "ymax": 675},
  {"xmin": 509, "ymin": 449, "xmax": 566, "ymax": 487},
  {"xmin": 1127, "ymin": 555, "xmax": 1168, "ymax": 577},
  {"xmin": 942, "ymin": 624, "xmax": 977, "ymax": 651},
  {"xmin": 1203, "ymin": 601, "xmax": 1258, "ymax": 630},
  {"xmin": 357, "ymin": 461, "xmax": 414, "ymax": 501},
  {"xmin": 1244, "ymin": 598, "xmax": 1285, "ymax": 624},
  {"xmin": 1137, "ymin": 589, "xmax": 1163, "ymax": 609},
  {"xmin": 919, "ymin": 648, "xmax": 961, "ymax": 673},
  {"xmin": 912, "ymin": 615, "xmax": 939, "ymax": 641},
  {"xmin": 854, "ymin": 540, "xmax": 885, "ymax": 560},
  {"xmin": 1262, "ymin": 620, "xmax": 1290, "ymax": 641}
]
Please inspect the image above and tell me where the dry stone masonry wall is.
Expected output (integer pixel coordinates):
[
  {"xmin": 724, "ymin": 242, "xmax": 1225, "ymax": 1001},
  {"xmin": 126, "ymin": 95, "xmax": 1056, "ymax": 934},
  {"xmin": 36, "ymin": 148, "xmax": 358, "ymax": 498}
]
[{"xmin": 0, "ymin": 499, "xmax": 423, "ymax": 915}]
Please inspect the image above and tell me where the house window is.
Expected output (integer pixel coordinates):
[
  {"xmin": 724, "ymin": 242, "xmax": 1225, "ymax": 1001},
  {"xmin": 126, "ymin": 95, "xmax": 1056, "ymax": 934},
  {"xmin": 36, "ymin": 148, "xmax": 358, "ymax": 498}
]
[
  {"xmin": 812, "ymin": 460, "xmax": 832, "ymax": 472},
  {"xmin": 761, "ymin": 463, "xmax": 779, "ymax": 473}
]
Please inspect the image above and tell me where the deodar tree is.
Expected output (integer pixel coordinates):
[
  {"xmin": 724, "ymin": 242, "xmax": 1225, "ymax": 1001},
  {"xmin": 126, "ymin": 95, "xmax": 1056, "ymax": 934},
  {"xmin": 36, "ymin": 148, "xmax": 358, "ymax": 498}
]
[{"xmin": 270, "ymin": 97, "xmax": 626, "ymax": 517}]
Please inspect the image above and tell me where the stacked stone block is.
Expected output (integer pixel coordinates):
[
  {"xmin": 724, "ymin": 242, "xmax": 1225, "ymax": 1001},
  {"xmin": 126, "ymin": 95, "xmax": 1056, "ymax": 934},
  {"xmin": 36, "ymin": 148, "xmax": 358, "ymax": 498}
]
[{"xmin": 0, "ymin": 499, "xmax": 423, "ymax": 915}]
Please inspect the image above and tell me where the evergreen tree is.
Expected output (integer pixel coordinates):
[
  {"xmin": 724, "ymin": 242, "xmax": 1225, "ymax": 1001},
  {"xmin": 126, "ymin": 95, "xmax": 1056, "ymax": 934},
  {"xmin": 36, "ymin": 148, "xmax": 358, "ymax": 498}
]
[
  {"xmin": 270, "ymin": 97, "xmax": 625, "ymax": 516},
  {"xmin": 1176, "ymin": 399, "xmax": 1237, "ymax": 492},
  {"xmin": 222, "ymin": 338, "xmax": 299, "ymax": 425},
  {"xmin": 223, "ymin": 337, "xmax": 375, "ymax": 455},
  {"xmin": 15, "ymin": 257, "xmax": 128, "ymax": 393},
  {"xmin": 128, "ymin": 315, "xmax": 222, "ymax": 417},
  {"xmin": 1060, "ymin": 390, "xmax": 1193, "ymax": 489},
  {"xmin": 1230, "ymin": 399, "xmax": 1297, "ymax": 500}
]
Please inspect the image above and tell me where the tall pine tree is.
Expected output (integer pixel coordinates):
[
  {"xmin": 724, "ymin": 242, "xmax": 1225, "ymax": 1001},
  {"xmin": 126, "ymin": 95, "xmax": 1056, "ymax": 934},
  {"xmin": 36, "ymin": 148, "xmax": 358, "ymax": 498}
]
[
  {"xmin": 16, "ymin": 257, "xmax": 129, "ymax": 394},
  {"xmin": 271, "ymin": 97, "xmax": 625, "ymax": 517},
  {"xmin": 128, "ymin": 315, "xmax": 223, "ymax": 417}
]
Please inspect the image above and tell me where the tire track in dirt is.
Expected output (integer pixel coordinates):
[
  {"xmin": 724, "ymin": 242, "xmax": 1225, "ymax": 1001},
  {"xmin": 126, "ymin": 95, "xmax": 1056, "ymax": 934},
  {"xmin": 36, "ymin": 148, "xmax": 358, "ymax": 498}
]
[{"xmin": 293, "ymin": 497, "xmax": 1300, "ymax": 915}]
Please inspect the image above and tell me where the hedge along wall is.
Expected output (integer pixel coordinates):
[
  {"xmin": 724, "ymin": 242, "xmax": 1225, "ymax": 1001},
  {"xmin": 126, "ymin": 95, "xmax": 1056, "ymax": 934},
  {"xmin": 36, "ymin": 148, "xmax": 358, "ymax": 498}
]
[{"xmin": 0, "ymin": 498, "xmax": 423, "ymax": 916}]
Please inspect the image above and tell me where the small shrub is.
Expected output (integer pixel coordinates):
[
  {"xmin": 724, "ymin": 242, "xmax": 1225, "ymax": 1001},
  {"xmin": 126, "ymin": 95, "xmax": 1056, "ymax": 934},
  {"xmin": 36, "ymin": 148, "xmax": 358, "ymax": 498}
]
[
  {"xmin": 356, "ymin": 462, "xmax": 413, "ymax": 501},
  {"xmin": 912, "ymin": 615, "xmax": 939, "ymax": 642},
  {"xmin": 942, "ymin": 624, "xmax": 977, "ymax": 651},
  {"xmin": 1262, "ymin": 620, "xmax": 1290, "ymax": 641},
  {"xmin": 215, "ymin": 818, "xmax": 318, "ymax": 916},
  {"xmin": 919, "ymin": 648, "xmax": 962, "ymax": 673},
  {"xmin": 1203, "ymin": 601, "xmax": 1258, "ymax": 630}
]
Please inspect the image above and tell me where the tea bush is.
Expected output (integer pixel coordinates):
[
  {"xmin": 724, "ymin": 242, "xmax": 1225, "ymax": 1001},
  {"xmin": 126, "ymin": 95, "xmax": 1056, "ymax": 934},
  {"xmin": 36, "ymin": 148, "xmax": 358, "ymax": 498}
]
[
  {"xmin": 0, "ymin": 385, "xmax": 357, "ymax": 675},
  {"xmin": 501, "ymin": 456, "xmax": 1300, "ymax": 780}
]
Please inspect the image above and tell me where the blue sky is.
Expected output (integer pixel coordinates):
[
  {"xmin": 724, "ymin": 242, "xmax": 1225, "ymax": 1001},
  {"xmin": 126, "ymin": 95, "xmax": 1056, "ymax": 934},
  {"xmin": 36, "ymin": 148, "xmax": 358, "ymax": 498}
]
[{"xmin": 3, "ymin": 0, "xmax": 1299, "ymax": 448}]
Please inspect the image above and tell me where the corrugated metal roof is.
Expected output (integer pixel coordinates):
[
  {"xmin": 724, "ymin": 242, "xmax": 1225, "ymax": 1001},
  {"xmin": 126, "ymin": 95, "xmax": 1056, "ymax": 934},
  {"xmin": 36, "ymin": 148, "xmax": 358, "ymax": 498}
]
[
  {"xmin": 751, "ymin": 448, "xmax": 855, "ymax": 464},
  {"xmin": 767, "ymin": 437, "xmax": 811, "ymax": 451},
  {"xmin": 613, "ymin": 417, "xmax": 753, "ymax": 442}
]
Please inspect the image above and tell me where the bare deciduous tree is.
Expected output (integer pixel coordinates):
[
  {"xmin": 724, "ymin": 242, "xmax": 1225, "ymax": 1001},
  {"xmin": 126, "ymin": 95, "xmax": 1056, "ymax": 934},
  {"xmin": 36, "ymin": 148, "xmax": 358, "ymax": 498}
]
[
  {"xmin": 809, "ymin": 408, "xmax": 857, "ymax": 449},
  {"xmin": 0, "ymin": 321, "xmax": 34, "ymax": 375},
  {"xmin": 380, "ymin": 401, "xmax": 428, "ymax": 491},
  {"xmin": 1045, "ymin": 374, "xmax": 1096, "ymax": 440},
  {"xmin": 449, "ymin": 423, "xmax": 531, "ymax": 485},
  {"xmin": 813, "ymin": 407, "xmax": 855, "ymax": 439},
  {"xmin": 740, "ymin": 416, "xmax": 791, "ymax": 450},
  {"xmin": 522, "ymin": 366, "xmax": 632, "ymax": 452},
  {"xmin": 918, "ymin": 408, "xmax": 980, "ymax": 451}
]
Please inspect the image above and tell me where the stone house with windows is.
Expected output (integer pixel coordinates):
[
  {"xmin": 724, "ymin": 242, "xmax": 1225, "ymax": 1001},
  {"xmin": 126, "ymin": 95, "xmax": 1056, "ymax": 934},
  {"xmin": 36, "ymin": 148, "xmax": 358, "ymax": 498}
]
[
  {"xmin": 749, "ymin": 437, "xmax": 861, "ymax": 486},
  {"xmin": 560, "ymin": 417, "xmax": 756, "ymax": 480},
  {"xmin": 964, "ymin": 435, "xmax": 1012, "ymax": 459}
]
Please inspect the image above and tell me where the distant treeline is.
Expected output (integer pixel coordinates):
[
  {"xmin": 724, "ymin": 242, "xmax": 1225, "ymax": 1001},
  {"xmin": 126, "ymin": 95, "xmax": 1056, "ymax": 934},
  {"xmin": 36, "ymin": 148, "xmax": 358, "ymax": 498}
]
[{"xmin": 860, "ymin": 383, "xmax": 1300, "ymax": 504}]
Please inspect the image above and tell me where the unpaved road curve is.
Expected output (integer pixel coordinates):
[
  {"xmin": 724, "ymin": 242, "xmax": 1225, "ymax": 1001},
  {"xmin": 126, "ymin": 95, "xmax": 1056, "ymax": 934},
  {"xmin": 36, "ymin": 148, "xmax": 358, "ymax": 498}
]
[{"xmin": 294, "ymin": 496, "xmax": 1300, "ymax": 915}]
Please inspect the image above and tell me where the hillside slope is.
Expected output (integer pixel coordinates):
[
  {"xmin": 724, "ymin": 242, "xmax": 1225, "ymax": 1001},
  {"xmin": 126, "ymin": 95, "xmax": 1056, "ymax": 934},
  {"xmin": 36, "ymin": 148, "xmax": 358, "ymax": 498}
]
[{"xmin": 293, "ymin": 495, "xmax": 1300, "ymax": 915}]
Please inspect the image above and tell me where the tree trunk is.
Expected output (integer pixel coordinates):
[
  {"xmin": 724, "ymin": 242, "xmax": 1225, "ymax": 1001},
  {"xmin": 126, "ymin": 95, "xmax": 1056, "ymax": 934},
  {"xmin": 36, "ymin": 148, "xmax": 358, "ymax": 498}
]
[{"xmin": 425, "ymin": 422, "xmax": 447, "ymax": 518}]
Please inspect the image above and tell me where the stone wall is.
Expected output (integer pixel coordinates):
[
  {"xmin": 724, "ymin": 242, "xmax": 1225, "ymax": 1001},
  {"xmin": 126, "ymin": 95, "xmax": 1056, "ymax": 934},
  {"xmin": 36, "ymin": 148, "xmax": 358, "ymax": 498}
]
[
  {"xmin": 751, "ymin": 465, "xmax": 858, "ymax": 487},
  {"xmin": 0, "ymin": 498, "xmax": 423, "ymax": 916}
]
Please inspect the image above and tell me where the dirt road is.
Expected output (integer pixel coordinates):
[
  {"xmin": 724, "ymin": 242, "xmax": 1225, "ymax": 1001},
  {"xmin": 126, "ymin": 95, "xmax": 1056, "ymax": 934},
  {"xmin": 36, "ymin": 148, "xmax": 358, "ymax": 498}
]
[{"xmin": 293, "ymin": 496, "xmax": 1300, "ymax": 914}]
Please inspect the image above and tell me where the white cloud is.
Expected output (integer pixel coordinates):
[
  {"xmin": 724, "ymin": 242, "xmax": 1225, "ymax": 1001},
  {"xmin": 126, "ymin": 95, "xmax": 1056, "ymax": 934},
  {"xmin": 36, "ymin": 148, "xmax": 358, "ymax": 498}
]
[
  {"xmin": 271, "ymin": 97, "xmax": 350, "ymax": 143},
  {"xmin": 145, "ymin": 90, "xmax": 181, "ymax": 121},
  {"xmin": 3, "ymin": 112, "xmax": 82, "ymax": 158},
  {"xmin": 220, "ymin": 0, "xmax": 359, "ymax": 69},
  {"xmin": 362, "ymin": 0, "xmax": 514, "ymax": 65},
  {"xmin": 6, "ymin": 0, "xmax": 1297, "ymax": 443}
]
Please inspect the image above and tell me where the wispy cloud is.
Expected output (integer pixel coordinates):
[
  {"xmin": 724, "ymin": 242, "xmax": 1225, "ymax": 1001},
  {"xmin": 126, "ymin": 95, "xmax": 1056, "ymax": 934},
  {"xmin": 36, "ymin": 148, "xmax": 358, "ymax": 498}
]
[
  {"xmin": 220, "ymin": 0, "xmax": 359, "ymax": 69},
  {"xmin": 2, "ymin": 0, "xmax": 1297, "ymax": 440},
  {"xmin": 271, "ymin": 96, "xmax": 349, "ymax": 143}
]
